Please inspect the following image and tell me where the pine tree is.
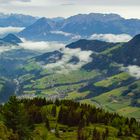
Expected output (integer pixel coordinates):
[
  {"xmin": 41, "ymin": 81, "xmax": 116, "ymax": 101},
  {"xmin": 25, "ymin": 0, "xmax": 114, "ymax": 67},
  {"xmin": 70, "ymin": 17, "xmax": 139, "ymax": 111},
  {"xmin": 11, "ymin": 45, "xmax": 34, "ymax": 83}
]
[
  {"xmin": 51, "ymin": 105, "xmax": 57, "ymax": 117},
  {"xmin": 77, "ymin": 127, "xmax": 82, "ymax": 140},
  {"xmin": 55, "ymin": 99, "xmax": 60, "ymax": 106},
  {"xmin": 118, "ymin": 127, "xmax": 123, "ymax": 136},
  {"xmin": 92, "ymin": 128, "xmax": 101, "ymax": 140},
  {"xmin": 58, "ymin": 106, "xmax": 63, "ymax": 123},
  {"xmin": 45, "ymin": 117, "xmax": 50, "ymax": 131},
  {"xmin": 3, "ymin": 96, "xmax": 30, "ymax": 139},
  {"xmin": 105, "ymin": 127, "xmax": 109, "ymax": 138},
  {"xmin": 102, "ymin": 132, "xmax": 106, "ymax": 140},
  {"xmin": 92, "ymin": 128, "xmax": 97, "ymax": 140},
  {"xmin": 55, "ymin": 125, "xmax": 60, "ymax": 138}
]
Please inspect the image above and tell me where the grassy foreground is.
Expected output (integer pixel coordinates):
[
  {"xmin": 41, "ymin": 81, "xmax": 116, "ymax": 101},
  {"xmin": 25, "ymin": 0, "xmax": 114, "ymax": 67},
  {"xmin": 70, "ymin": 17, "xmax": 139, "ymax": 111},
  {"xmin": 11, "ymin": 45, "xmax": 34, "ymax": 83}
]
[{"xmin": 0, "ymin": 96, "xmax": 140, "ymax": 140}]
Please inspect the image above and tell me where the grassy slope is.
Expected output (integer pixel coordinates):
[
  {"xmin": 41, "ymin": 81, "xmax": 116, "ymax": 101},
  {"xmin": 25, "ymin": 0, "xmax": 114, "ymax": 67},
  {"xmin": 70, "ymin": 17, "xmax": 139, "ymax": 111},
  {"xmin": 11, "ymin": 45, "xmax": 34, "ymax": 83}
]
[
  {"xmin": 79, "ymin": 42, "xmax": 140, "ymax": 119},
  {"xmin": 31, "ymin": 104, "xmax": 138, "ymax": 140},
  {"xmin": 94, "ymin": 72, "xmax": 130, "ymax": 87},
  {"xmin": 33, "ymin": 122, "xmax": 136, "ymax": 140},
  {"xmin": 28, "ymin": 103, "xmax": 137, "ymax": 140},
  {"xmin": 82, "ymin": 80, "xmax": 140, "ymax": 119}
]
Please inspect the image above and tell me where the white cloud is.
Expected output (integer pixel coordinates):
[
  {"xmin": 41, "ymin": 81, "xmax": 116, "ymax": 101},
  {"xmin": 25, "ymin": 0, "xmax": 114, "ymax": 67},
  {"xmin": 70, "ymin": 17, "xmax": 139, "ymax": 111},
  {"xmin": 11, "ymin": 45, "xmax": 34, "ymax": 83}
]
[
  {"xmin": 19, "ymin": 39, "xmax": 65, "ymax": 52},
  {"xmin": 72, "ymin": 35, "xmax": 81, "ymax": 40},
  {"xmin": 89, "ymin": 34, "xmax": 132, "ymax": 42},
  {"xmin": 50, "ymin": 30, "xmax": 81, "ymax": 40},
  {"xmin": 50, "ymin": 31, "xmax": 72, "ymax": 37},
  {"xmin": 0, "ymin": 47, "xmax": 10, "ymax": 53},
  {"xmin": 0, "ymin": 39, "xmax": 65, "ymax": 54},
  {"xmin": 44, "ymin": 48, "xmax": 92, "ymax": 73},
  {"xmin": 0, "ymin": 26, "xmax": 24, "ymax": 37},
  {"xmin": 0, "ymin": 45, "xmax": 17, "ymax": 53},
  {"xmin": 18, "ymin": 39, "xmax": 92, "ymax": 73},
  {"xmin": 122, "ymin": 65, "xmax": 140, "ymax": 79}
]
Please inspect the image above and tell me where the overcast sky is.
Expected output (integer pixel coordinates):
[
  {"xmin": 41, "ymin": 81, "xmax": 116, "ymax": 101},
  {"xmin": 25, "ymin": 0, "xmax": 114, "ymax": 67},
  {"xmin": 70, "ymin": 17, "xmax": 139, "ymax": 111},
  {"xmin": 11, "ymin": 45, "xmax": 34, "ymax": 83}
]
[{"xmin": 0, "ymin": 0, "xmax": 140, "ymax": 19}]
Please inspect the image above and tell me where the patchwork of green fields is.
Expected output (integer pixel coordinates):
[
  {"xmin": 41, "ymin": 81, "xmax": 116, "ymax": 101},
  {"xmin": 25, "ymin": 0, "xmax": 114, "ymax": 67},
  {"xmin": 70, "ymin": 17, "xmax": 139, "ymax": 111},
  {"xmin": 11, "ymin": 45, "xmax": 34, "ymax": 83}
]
[
  {"xmin": 17, "ymin": 58, "xmax": 140, "ymax": 119},
  {"xmin": 94, "ymin": 72, "xmax": 130, "ymax": 88}
]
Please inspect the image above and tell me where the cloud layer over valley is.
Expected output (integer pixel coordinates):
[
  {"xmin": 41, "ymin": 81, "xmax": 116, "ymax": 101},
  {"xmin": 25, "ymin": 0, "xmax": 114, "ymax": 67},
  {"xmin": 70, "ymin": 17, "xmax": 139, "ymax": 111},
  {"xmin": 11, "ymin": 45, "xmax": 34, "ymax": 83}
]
[
  {"xmin": 19, "ymin": 40, "xmax": 92, "ymax": 73},
  {"xmin": 19, "ymin": 40, "xmax": 64, "ymax": 52},
  {"xmin": 0, "ymin": 45, "xmax": 17, "ymax": 53},
  {"xmin": 0, "ymin": 39, "xmax": 93, "ymax": 73},
  {"xmin": 0, "ymin": 26, "xmax": 24, "ymax": 37},
  {"xmin": 89, "ymin": 34, "xmax": 132, "ymax": 42},
  {"xmin": 44, "ymin": 48, "xmax": 92, "ymax": 73}
]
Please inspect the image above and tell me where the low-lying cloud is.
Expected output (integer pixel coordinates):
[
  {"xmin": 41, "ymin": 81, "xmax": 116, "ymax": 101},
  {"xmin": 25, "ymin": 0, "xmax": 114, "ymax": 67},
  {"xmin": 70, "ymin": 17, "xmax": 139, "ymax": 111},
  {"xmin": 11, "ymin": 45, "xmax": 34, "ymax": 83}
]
[
  {"xmin": 0, "ymin": 26, "xmax": 24, "ymax": 37},
  {"xmin": 19, "ymin": 40, "xmax": 92, "ymax": 73},
  {"xmin": 50, "ymin": 30, "xmax": 81, "ymax": 40},
  {"xmin": 0, "ymin": 45, "xmax": 17, "ymax": 53},
  {"xmin": 19, "ymin": 40, "xmax": 64, "ymax": 52},
  {"xmin": 44, "ymin": 48, "xmax": 92, "ymax": 73},
  {"xmin": 50, "ymin": 31, "xmax": 72, "ymax": 37},
  {"xmin": 89, "ymin": 34, "xmax": 132, "ymax": 42},
  {"xmin": 0, "ymin": 39, "xmax": 92, "ymax": 72},
  {"xmin": 122, "ymin": 65, "xmax": 140, "ymax": 79},
  {"xmin": 0, "ymin": 39, "xmax": 65, "ymax": 53}
]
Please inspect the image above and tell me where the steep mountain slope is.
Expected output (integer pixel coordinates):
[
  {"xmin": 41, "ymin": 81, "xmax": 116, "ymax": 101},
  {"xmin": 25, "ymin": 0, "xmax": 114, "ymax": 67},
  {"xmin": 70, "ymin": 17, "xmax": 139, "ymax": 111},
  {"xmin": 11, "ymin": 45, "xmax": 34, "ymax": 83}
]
[
  {"xmin": 19, "ymin": 18, "xmax": 55, "ymax": 38},
  {"xmin": 66, "ymin": 39, "xmax": 118, "ymax": 52},
  {"xmin": 18, "ymin": 17, "xmax": 75, "ymax": 41},
  {"xmin": 0, "ymin": 77, "xmax": 15, "ymax": 102},
  {"xmin": 105, "ymin": 34, "xmax": 140, "ymax": 66}
]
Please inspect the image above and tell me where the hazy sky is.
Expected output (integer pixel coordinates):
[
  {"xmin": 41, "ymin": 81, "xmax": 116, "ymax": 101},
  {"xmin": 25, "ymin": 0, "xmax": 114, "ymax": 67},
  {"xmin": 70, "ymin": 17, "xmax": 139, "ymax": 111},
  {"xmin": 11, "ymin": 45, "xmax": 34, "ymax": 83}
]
[{"xmin": 0, "ymin": 0, "xmax": 140, "ymax": 18}]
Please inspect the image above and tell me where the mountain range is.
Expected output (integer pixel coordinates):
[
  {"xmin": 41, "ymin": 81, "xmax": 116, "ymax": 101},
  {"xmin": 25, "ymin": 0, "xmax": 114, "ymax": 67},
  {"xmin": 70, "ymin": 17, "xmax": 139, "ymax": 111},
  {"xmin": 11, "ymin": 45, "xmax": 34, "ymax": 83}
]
[
  {"xmin": 2, "ymin": 13, "xmax": 140, "ymax": 42},
  {"xmin": 0, "ymin": 13, "xmax": 38, "ymax": 27},
  {"xmin": 18, "ymin": 13, "xmax": 140, "ymax": 42}
]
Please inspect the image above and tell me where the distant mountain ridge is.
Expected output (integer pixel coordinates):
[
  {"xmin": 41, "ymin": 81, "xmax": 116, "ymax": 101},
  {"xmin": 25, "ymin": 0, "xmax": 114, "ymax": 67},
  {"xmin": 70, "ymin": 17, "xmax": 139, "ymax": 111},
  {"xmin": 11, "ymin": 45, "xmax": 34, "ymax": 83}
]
[
  {"xmin": 19, "ymin": 13, "xmax": 140, "ymax": 41},
  {"xmin": 0, "ymin": 13, "xmax": 38, "ymax": 27}
]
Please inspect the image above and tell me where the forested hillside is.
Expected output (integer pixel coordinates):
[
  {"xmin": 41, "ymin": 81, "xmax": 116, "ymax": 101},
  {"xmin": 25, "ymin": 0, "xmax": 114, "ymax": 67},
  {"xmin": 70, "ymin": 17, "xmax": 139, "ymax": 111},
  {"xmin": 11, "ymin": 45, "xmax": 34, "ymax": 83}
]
[{"xmin": 0, "ymin": 96, "xmax": 140, "ymax": 140}]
